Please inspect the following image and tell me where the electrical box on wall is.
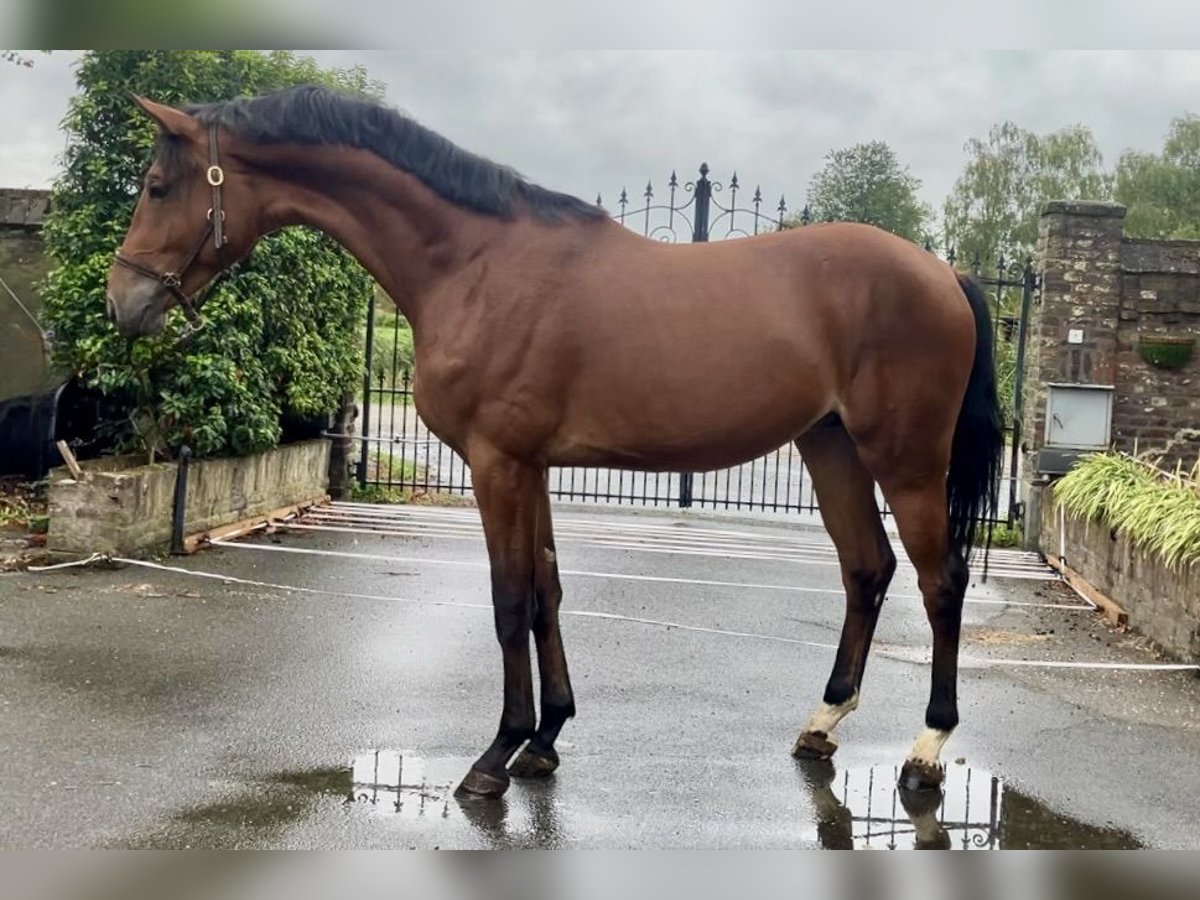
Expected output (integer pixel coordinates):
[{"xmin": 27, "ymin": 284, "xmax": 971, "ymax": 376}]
[{"xmin": 1036, "ymin": 383, "xmax": 1114, "ymax": 475}]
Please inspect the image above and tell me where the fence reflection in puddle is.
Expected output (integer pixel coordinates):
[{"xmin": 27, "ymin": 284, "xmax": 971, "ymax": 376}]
[
  {"xmin": 341, "ymin": 750, "xmax": 1139, "ymax": 849},
  {"xmin": 798, "ymin": 760, "xmax": 1000, "ymax": 850},
  {"xmin": 796, "ymin": 760, "xmax": 1141, "ymax": 850},
  {"xmin": 349, "ymin": 750, "xmax": 451, "ymax": 820}
]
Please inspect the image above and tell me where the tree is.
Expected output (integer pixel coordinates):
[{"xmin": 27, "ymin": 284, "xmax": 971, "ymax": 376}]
[
  {"xmin": 942, "ymin": 122, "xmax": 1111, "ymax": 269},
  {"xmin": 2, "ymin": 51, "xmax": 52, "ymax": 67},
  {"xmin": 798, "ymin": 141, "xmax": 931, "ymax": 243},
  {"xmin": 40, "ymin": 51, "xmax": 382, "ymax": 459},
  {"xmin": 1115, "ymin": 115, "xmax": 1200, "ymax": 239}
]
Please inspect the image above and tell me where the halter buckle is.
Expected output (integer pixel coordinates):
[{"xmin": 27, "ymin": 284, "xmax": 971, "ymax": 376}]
[
  {"xmin": 162, "ymin": 272, "xmax": 182, "ymax": 289},
  {"xmin": 206, "ymin": 165, "xmax": 225, "ymax": 187}
]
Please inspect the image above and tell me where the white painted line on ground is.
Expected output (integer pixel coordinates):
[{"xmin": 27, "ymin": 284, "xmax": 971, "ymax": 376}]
[
  {"xmin": 209, "ymin": 538, "xmax": 1088, "ymax": 610},
  {"xmin": 316, "ymin": 503, "xmax": 1052, "ymax": 560},
  {"xmin": 89, "ymin": 557, "xmax": 1199, "ymax": 673},
  {"xmin": 275, "ymin": 520, "xmax": 1056, "ymax": 581}
]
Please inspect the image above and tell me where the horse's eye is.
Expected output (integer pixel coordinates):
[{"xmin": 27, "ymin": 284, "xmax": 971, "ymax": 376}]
[{"xmin": 148, "ymin": 183, "xmax": 169, "ymax": 200}]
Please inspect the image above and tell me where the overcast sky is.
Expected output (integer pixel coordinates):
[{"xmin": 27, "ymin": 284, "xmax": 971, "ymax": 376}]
[{"xmin": 4, "ymin": 51, "xmax": 1200, "ymax": 227}]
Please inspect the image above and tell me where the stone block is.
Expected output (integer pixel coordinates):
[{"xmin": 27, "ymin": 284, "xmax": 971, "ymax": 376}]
[{"xmin": 47, "ymin": 439, "xmax": 331, "ymax": 556}]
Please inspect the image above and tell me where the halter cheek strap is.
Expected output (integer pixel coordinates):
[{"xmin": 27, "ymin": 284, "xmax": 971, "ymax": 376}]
[{"xmin": 115, "ymin": 122, "xmax": 229, "ymax": 328}]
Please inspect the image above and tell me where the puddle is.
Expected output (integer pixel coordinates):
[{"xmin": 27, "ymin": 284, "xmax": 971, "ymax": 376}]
[
  {"xmin": 795, "ymin": 760, "xmax": 1142, "ymax": 850},
  {"xmin": 346, "ymin": 749, "xmax": 453, "ymax": 819},
  {"xmin": 344, "ymin": 750, "xmax": 567, "ymax": 848},
  {"xmin": 130, "ymin": 751, "xmax": 1143, "ymax": 849}
]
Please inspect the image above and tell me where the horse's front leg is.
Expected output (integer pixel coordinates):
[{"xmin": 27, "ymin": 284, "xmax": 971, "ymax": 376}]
[
  {"xmin": 455, "ymin": 450, "xmax": 542, "ymax": 800},
  {"xmin": 509, "ymin": 487, "xmax": 575, "ymax": 779}
]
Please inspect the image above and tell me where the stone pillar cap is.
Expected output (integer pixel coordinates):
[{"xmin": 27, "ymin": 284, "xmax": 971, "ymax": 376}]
[{"xmin": 1041, "ymin": 200, "xmax": 1126, "ymax": 218}]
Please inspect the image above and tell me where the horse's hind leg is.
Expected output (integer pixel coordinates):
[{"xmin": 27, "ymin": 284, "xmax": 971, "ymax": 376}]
[
  {"xmin": 876, "ymin": 476, "xmax": 968, "ymax": 792},
  {"xmin": 792, "ymin": 424, "xmax": 896, "ymax": 760},
  {"xmin": 509, "ymin": 486, "xmax": 576, "ymax": 779}
]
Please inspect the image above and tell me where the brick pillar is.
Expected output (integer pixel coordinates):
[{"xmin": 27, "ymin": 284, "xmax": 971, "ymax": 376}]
[{"xmin": 1021, "ymin": 200, "xmax": 1126, "ymax": 549}]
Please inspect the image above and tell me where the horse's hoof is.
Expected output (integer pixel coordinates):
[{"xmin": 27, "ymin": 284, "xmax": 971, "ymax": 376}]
[
  {"xmin": 898, "ymin": 759, "xmax": 945, "ymax": 792},
  {"xmin": 509, "ymin": 744, "xmax": 559, "ymax": 779},
  {"xmin": 792, "ymin": 730, "xmax": 839, "ymax": 760},
  {"xmin": 897, "ymin": 784, "xmax": 945, "ymax": 818},
  {"xmin": 454, "ymin": 767, "xmax": 510, "ymax": 800},
  {"xmin": 793, "ymin": 756, "xmax": 837, "ymax": 790}
]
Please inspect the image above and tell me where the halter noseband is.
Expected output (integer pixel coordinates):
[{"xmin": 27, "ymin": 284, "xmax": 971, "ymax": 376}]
[{"xmin": 115, "ymin": 122, "xmax": 229, "ymax": 328}]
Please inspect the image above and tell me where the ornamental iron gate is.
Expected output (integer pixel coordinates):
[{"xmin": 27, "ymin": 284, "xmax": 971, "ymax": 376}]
[{"xmin": 356, "ymin": 164, "xmax": 1033, "ymax": 527}]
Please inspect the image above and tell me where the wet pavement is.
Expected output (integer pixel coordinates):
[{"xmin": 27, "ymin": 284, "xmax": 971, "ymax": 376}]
[{"xmin": 1, "ymin": 503, "xmax": 1198, "ymax": 848}]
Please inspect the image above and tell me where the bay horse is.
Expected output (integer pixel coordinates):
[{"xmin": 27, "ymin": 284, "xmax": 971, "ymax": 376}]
[{"xmin": 105, "ymin": 86, "xmax": 1001, "ymax": 800}]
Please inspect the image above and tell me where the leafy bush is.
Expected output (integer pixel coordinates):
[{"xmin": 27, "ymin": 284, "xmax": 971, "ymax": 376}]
[
  {"xmin": 1055, "ymin": 452, "xmax": 1200, "ymax": 569},
  {"xmin": 985, "ymin": 522, "xmax": 1022, "ymax": 548},
  {"xmin": 40, "ymin": 51, "xmax": 380, "ymax": 459}
]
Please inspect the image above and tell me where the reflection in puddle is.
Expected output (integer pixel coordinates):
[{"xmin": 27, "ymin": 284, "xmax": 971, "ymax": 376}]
[
  {"xmin": 346, "ymin": 750, "xmax": 565, "ymax": 848},
  {"xmin": 137, "ymin": 751, "xmax": 1144, "ymax": 849},
  {"xmin": 348, "ymin": 750, "xmax": 452, "ymax": 820},
  {"xmin": 795, "ymin": 760, "xmax": 1142, "ymax": 850}
]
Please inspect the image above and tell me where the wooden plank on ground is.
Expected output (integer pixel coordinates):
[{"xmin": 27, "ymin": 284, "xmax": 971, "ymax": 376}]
[
  {"xmin": 182, "ymin": 495, "xmax": 329, "ymax": 554},
  {"xmin": 1045, "ymin": 553, "xmax": 1129, "ymax": 627}
]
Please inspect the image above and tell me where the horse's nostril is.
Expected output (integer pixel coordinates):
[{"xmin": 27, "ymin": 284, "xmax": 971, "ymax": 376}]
[{"xmin": 106, "ymin": 295, "xmax": 117, "ymax": 323}]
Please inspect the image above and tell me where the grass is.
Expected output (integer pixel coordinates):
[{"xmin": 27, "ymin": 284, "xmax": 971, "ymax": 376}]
[
  {"xmin": 1055, "ymin": 451, "xmax": 1200, "ymax": 570},
  {"xmin": 347, "ymin": 450, "xmax": 473, "ymax": 507},
  {"xmin": 359, "ymin": 449, "xmax": 423, "ymax": 483},
  {"xmin": 349, "ymin": 483, "xmax": 475, "ymax": 507}
]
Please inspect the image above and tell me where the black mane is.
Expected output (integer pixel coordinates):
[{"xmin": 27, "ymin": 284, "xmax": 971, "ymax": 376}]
[{"xmin": 186, "ymin": 85, "xmax": 605, "ymax": 224}]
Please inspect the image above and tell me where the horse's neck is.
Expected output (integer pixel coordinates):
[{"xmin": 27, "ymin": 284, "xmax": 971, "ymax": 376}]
[{"xmin": 255, "ymin": 144, "xmax": 495, "ymax": 325}]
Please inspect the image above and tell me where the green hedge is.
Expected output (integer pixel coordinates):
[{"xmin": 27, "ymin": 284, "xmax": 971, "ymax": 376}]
[
  {"xmin": 1056, "ymin": 452, "xmax": 1200, "ymax": 569},
  {"xmin": 40, "ymin": 51, "xmax": 380, "ymax": 458}
]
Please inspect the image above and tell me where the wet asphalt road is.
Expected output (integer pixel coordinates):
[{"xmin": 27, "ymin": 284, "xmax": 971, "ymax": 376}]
[{"xmin": 2, "ymin": 504, "xmax": 1199, "ymax": 849}]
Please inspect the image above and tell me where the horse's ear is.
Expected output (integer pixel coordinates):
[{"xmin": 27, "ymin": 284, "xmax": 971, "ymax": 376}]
[{"xmin": 131, "ymin": 95, "xmax": 201, "ymax": 138}]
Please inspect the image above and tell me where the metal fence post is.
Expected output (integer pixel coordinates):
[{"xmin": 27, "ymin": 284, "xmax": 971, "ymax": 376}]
[
  {"xmin": 678, "ymin": 163, "xmax": 713, "ymax": 509},
  {"xmin": 1007, "ymin": 262, "xmax": 1036, "ymax": 526},
  {"xmin": 691, "ymin": 162, "xmax": 711, "ymax": 244},
  {"xmin": 358, "ymin": 290, "xmax": 376, "ymax": 488},
  {"xmin": 170, "ymin": 445, "xmax": 192, "ymax": 556}
]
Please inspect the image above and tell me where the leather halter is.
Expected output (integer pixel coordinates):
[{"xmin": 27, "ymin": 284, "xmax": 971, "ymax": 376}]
[{"xmin": 114, "ymin": 123, "xmax": 228, "ymax": 327}]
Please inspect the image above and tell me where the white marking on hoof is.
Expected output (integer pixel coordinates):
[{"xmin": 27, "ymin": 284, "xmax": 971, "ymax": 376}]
[
  {"xmin": 803, "ymin": 692, "xmax": 860, "ymax": 737},
  {"xmin": 906, "ymin": 727, "xmax": 952, "ymax": 767}
]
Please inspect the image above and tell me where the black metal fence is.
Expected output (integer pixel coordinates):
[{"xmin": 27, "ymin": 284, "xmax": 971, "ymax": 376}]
[
  {"xmin": 356, "ymin": 164, "xmax": 1032, "ymax": 527},
  {"xmin": 965, "ymin": 251, "xmax": 1037, "ymax": 528}
]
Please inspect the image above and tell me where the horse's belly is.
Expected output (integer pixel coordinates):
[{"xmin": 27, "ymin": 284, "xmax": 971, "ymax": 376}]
[{"xmin": 548, "ymin": 387, "xmax": 828, "ymax": 472}]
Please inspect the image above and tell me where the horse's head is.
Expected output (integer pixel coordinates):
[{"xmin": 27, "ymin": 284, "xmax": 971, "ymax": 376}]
[{"xmin": 106, "ymin": 96, "xmax": 259, "ymax": 338}]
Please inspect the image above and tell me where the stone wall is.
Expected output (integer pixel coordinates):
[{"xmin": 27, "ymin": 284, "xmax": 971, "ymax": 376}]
[
  {"xmin": 1039, "ymin": 484, "xmax": 1200, "ymax": 662},
  {"xmin": 1116, "ymin": 239, "xmax": 1200, "ymax": 461},
  {"xmin": 1025, "ymin": 202, "xmax": 1200, "ymax": 470},
  {"xmin": 47, "ymin": 439, "xmax": 330, "ymax": 556}
]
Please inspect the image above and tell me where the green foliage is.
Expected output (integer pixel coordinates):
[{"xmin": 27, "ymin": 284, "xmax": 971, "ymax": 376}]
[
  {"xmin": 2, "ymin": 51, "xmax": 37, "ymax": 67},
  {"xmin": 360, "ymin": 450, "xmax": 423, "ymax": 485},
  {"xmin": 794, "ymin": 141, "xmax": 931, "ymax": 242},
  {"xmin": 1056, "ymin": 453, "xmax": 1200, "ymax": 570},
  {"xmin": 943, "ymin": 122, "xmax": 1112, "ymax": 266},
  {"xmin": 0, "ymin": 479, "xmax": 47, "ymax": 533},
  {"xmin": 1115, "ymin": 115, "xmax": 1200, "ymax": 240},
  {"xmin": 40, "ymin": 51, "xmax": 379, "ymax": 459},
  {"xmin": 985, "ymin": 522, "xmax": 1022, "ymax": 549},
  {"xmin": 366, "ymin": 298, "xmax": 415, "ymax": 390}
]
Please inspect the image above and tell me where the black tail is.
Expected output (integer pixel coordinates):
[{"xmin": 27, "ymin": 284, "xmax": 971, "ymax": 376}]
[{"xmin": 948, "ymin": 275, "xmax": 1004, "ymax": 562}]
